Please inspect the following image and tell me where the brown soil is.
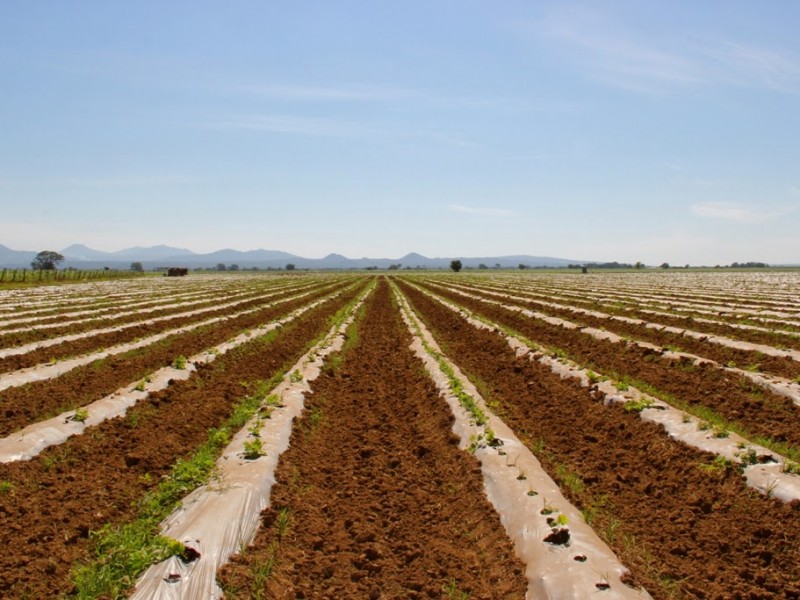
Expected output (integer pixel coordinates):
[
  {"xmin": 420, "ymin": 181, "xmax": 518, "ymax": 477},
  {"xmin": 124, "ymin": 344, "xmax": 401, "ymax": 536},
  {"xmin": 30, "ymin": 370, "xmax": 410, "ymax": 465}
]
[
  {"xmin": 0, "ymin": 280, "xmax": 351, "ymax": 438},
  {"xmin": 0, "ymin": 282, "xmax": 306, "ymax": 346},
  {"xmin": 0, "ymin": 283, "xmax": 362, "ymax": 598},
  {"xmin": 399, "ymin": 280, "xmax": 800, "ymax": 600},
  {"xmin": 218, "ymin": 279, "xmax": 527, "ymax": 599},
  {"xmin": 421, "ymin": 282, "xmax": 800, "ymax": 453},
  {"xmin": 525, "ymin": 284, "xmax": 800, "ymax": 342},
  {"xmin": 449, "ymin": 282, "xmax": 800, "ymax": 379},
  {"xmin": 0, "ymin": 283, "xmax": 320, "ymax": 373}
]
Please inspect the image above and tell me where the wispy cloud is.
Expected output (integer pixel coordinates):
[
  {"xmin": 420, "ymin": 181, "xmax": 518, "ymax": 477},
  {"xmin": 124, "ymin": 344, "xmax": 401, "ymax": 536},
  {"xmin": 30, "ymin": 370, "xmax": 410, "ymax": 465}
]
[
  {"xmin": 533, "ymin": 7, "xmax": 800, "ymax": 95},
  {"xmin": 448, "ymin": 204, "xmax": 515, "ymax": 218},
  {"xmin": 239, "ymin": 82, "xmax": 571, "ymax": 113},
  {"xmin": 538, "ymin": 8, "xmax": 701, "ymax": 94},
  {"xmin": 241, "ymin": 83, "xmax": 417, "ymax": 102},
  {"xmin": 206, "ymin": 114, "xmax": 368, "ymax": 137},
  {"xmin": 690, "ymin": 201, "xmax": 799, "ymax": 222},
  {"xmin": 701, "ymin": 41, "xmax": 800, "ymax": 93}
]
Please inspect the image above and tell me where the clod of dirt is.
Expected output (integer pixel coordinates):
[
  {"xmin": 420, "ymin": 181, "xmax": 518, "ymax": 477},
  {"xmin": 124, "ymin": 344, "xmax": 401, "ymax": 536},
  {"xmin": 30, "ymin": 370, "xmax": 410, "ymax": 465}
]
[
  {"xmin": 543, "ymin": 527, "xmax": 571, "ymax": 545},
  {"xmin": 574, "ymin": 554, "xmax": 587, "ymax": 562}
]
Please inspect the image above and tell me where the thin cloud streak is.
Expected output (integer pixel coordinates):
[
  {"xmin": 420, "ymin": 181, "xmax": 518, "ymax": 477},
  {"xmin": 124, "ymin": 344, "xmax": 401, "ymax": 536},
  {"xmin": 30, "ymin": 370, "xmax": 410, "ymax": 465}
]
[
  {"xmin": 690, "ymin": 201, "xmax": 800, "ymax": 222},
  {"xmin": 448, "ymin": 204, "xmax": 515, "ymax": 218},
  {"xmin": 241, "ymin": 84, "xmax": 418, "ymax": 102},
  {"xmin": 536, "ymin": 7, "xmax": 800, "ymax": 95},
  {"xmin": 205, "ymin": 114, "xmax": 370, "ymax": 137}
]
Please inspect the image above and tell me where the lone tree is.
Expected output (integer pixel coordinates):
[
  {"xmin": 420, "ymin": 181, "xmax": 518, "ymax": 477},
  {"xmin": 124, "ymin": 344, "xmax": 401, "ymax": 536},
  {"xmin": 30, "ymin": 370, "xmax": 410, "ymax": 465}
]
[
  {"xmin": 450, "ymin": 259, "xmax": 462, "ymax": 273},
  {"xmin": 286, "ymin": 263, "xmax": 296, "ymax": 271},
  {"xmin": 130, "ymin": 261, "xmax": 144, "ymax": 272},
  {"xmin": 31, "ymin": 251, "xmax": 65, "ymax": 271}
]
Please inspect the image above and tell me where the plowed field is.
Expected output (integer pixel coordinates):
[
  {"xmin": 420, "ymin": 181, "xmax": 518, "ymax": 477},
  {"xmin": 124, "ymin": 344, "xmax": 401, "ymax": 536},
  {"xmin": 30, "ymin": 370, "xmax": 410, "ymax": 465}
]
[{"xmin": 1, "ymin": 270, "xmax": 798, "ymax": 599}]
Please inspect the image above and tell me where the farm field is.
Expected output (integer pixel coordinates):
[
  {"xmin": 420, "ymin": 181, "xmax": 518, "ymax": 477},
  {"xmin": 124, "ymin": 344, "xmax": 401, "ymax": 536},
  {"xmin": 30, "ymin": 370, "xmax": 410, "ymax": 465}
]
[{"xmin": 0, "ymin": 270, "xmax": 799, "ymax": 598}]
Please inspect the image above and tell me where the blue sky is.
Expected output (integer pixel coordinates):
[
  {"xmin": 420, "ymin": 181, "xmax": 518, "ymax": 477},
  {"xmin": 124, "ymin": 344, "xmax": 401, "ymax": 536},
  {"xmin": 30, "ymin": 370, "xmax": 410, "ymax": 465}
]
[{"xmin": 1, "ymin": 1, "xmax": 798, "ymax": 264}]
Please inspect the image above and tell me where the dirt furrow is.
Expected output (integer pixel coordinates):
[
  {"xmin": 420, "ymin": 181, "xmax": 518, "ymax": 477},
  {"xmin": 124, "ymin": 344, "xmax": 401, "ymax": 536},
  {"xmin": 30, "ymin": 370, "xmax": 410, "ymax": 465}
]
[
  {"xmin": 419, "ymin": 281, "xmax": 800, "ymax": 454},
  {"xmin": 0, "ymin": 281, "xmax": 320, "ymax": 372},
  {"xmin": 0, "ymin": 281, "xmax": 352, "ymax": 436},
  {"xmin": 455, "ymin": 279, "xmax": 800, "ymax": 352},
  {"xmin": 0, "ymin": 281, "xmax": 296, "ymax": 346},
  {"xmin": 398, "ymin": 280, "xmax": 800, "ymax": 600},
  {"xmin": 0, "ymin": 282, "xmax": 364, "ymax": 598},
  {"xmin": 439, "ymin": 281, "xmax": 800, "ymax": 381},
  {"xmin": 218, "ymin": 279, "xmax": 527, "ymax": 600}
]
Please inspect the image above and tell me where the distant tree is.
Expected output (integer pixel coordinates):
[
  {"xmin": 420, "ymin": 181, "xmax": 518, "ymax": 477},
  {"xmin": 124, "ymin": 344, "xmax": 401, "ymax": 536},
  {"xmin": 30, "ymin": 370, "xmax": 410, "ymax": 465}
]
[
  {"xmin": 31, "ymin": 251, "xmax": 65, "ymax": 271},
  {"xmin": 228, "ymin": 264, "xmax": 239, "ymax": 271},
  {"xmin": 518, "ymin": 263, "xmax": 527, "ymax": 270},
  {"xmin": 660, "ymin": 262, "xmax": 670, "ymax": 269},
  {"xmin": 215, "ymin": 263, "xmax": 226, "ymax": 271},
  {"xmin": 130, "ymin": 261, "xmax": 144, "ymax": 272},
  {"xmin": 450, "ymin": 260, "xmax": 463, "ymax": 273},
  {"xmin": 388, "ymin": 263, "xmax": 401, "ymax": 270},
  {"xmin": 478, "ymin": 263, "xmax": 488, "ymax": 269},
  {"xmin": 494, "ymin": 263, "xmax": 501, "ymax": 269},
  {"xmin": 286, "ymin": 263, "xmax": 296, "ymax": 271},
  {"xmin": 634, "ymin": 261, "xmax": 644, "ymax": 269}
]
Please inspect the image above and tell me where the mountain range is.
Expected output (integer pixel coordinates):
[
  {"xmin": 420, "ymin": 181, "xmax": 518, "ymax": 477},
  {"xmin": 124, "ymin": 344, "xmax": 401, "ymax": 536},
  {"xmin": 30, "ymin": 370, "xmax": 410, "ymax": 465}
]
[{"xmin": 0, "ymin": 243, "xmax": 587, "ymax": 270}]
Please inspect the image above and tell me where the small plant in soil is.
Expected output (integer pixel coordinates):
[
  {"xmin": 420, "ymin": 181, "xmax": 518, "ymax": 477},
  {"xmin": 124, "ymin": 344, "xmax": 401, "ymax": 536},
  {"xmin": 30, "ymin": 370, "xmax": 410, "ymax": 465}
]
[
  {"xmin": 736, "ymin": 447, "xmax": 759, "ymax": 467},
  {"xmin": 248, "ymin": 418, "xmax": 264, "ymax": 438},
  {"xmin": 442, "ymin": 579, "xmax": 469, "ymax": 600},
  {"xmin": 614, "ymin": 380, "xmax": 629, "ymax": 392},
  {"xmin": 172, "ymin": 355, "xmax": 188, "ymax": 369},
  {"xmin": 243, "ymin": 438, "xmax": 265, "ymax": 460},
  {"xmin": 71, "ymin": 407, "xmax": 89, "ymax": 422},
  {"xmin": 289, "ymin": 369, "xmax": 303, "ymax": 382},
  {"xmin": 540, "ymin": 501, "xmax": 557, "ymax": 516},
  {"xmin": 275, "ymin": 507, "xmax": 290, "ymax": 539},
  {"xmin": 783, "ymin": 460, "xmax": 800, "ymax": 475},
  {"xmin": 134, "ymin": 376, "xmax": 151, "ymax": 392},
  {"xmin": 0, "ymin": 480, "xmax": 14, "ymax": 495},
  {"xmin": 623, "ymin": 398, "xmax": 655, "ymax": 413},
  {"xmin": 712, "ymin": 424, "xmax": 730, "ymax": 438},
  {"xmin": 249, "ymin": 543, "xmax": 278, "ymax": 598},
  {"xmin": 698, "ymin": 455, "xmax": 732, "ymax": 474}
]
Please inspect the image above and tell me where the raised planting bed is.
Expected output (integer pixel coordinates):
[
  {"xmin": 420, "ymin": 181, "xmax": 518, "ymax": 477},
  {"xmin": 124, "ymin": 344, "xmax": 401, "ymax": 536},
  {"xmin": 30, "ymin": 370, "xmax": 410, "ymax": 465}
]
[
  {"xmin": 398, "ymin": 279, "xmax": 800, "ymax": 599},
  {"xmin": 417, "ymin": 281, "xmax": 800, "ymax": 456},
  {"xmin": 218, "ymin": 280, "xmax": 529, "ymax": 599},
  {"xmin": 0, "ymin": 280, "xmax": 365, "ymax": 598}
]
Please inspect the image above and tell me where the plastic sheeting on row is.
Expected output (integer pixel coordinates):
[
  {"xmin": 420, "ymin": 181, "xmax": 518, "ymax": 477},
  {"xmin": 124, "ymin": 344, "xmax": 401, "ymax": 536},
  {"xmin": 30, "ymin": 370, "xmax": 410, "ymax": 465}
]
[
  {"xmin": 393, "ymin": 285, "xmax": 651, "ymax": 600},
  {"xmin": 432, "ymin": 281, "xmax": 800, "ymax": 407},
  {"xmin": 0, "ymin": 286, "xmax": 348, "ymax": 463},
  {"xmin": 0, "ymin": 285, "xmax": 324, "ymax": 393},
  {"xmin": 129, "ymin": 285, "xmax": 372, "ymax": 600},
  {"xmin": 420, "ymin": 284, "xmax": 800, "ymax": 505}
]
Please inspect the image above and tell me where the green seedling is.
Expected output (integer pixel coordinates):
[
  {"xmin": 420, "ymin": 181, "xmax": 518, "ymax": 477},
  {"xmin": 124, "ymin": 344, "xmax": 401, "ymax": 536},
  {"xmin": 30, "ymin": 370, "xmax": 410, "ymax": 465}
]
[
  {"xmin": 736, "ymin": 447, "xmax": 759, "ymax": 467},
  {"xmin": 172, "ymin": 355, "xmax": 188, "ymax": 369},
  {"xmin": 71, "ymin": 407, "xmax": 89, "ymax": 423},
  {"xmin": 614, "ymin": 380, "xmax": 630, "ymax": 392},
  {"xmin": 442, "ymin": 579, "xmax": 469, "ymax": 600},
  {"xmin": 243, "ymin": 438, "xmax": 265, "ymax": 460},
  {"xmin": 289, "ymin": 370, "xmax": 303, "ymax": 382},
  {"xmin": 0, "ymin": 480, "xmax": 14, "ymax": 495},
  {"xmin": 623, "ymin": 398, "xmax": 655, "ymax": 413},
  {"xmin": 275, "ymin": 507, "xmax": 290, "ymax": 539},
  {"xmin": 784, "ymin": 461, "xmax": 800, "ymax": 475}
]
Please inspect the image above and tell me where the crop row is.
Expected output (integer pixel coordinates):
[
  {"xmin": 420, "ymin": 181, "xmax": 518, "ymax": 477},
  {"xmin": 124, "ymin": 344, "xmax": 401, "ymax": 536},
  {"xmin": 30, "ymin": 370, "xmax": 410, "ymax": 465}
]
[
  {"xmin": 0, "ymin": 278, "xmax": 368, "ymax": 597},
  {"xmin": 395, "ymin": 277, "xmax": 800, "ymax": 598}
]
